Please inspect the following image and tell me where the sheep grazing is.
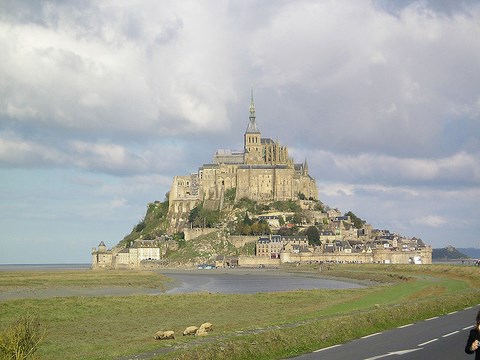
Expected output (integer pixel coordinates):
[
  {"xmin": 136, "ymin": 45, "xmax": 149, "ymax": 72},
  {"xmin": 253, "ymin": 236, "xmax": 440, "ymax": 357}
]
[
  {"xmin": 154, "ymin": 330, "xmax": 175, "ymax": 340},
  {"xmin": 198, "ymin": 322, "xmax": 213, "ymax": 332},
  {"xmin": 195, "ymin": 328, "xmax": 209, "ymax": 337},
  {"xmin": 183, "ymin": 326, "xmax": 198, "ymax": 336},
  {"xmin": 195, "ymin": 322, "xmax": 213, "ymax": 336}
]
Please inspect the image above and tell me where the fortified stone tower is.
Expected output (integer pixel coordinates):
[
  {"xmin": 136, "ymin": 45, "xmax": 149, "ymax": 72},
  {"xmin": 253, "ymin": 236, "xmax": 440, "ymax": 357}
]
[{"xmin": 244, "ymin": 89, "xmax": 263, "ymax": 165}]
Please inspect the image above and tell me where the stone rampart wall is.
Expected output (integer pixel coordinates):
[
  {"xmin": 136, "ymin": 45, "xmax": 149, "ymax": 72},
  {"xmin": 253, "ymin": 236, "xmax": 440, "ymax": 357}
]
[
  {"xmin": 183, "ymin": 228, "xmax": 218, "ymax": 241},
  {"xmin": 228, "ymin": 235, "xmax": 259, "ymax": 248}
]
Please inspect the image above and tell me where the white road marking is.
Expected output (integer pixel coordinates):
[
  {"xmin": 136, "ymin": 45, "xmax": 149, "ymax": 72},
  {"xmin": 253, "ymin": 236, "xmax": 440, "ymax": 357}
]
[
  {"xmin": 313, "ymin": 344, "xmax": 341, "ymax": 352},
  {"xmin": 312, "ymin": 308, "xmax": 476, "ymax": 359},
  {"xmin": 362, "ymin": 332, "xmax": 382, "ymax": 339},
  {"xmin": 465, "ymin": 306, "xmax": 473, "ymax": 310},
  {"xmin": 442, "ymin": 331, "xmax": 459, "ymax": 337},
  {"xmin": 418, "ymin": 338, "xmax": 438, "ymax": 346},
  {"xmin": 363, "ymin": 348, "xmax": 422, "ymax": 360}
]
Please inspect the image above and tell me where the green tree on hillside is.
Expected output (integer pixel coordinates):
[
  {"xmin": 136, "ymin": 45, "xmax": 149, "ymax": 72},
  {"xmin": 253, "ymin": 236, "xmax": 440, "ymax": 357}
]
[
  {"xmin": 314, "ymin": 202, "xmax": 325, "ymax": 212},
  {"xmin": 271, "ymin": 200, "xmax": 301, "ymax": 212},
  {"xmin": 234, "ymin": 197, "xmax": 257, "ymax": 213},
  {"xmin": 345, "ymin": 211, "xmax": 364, "ymax": 229},
  {"xmin": 286, "ymin": 213, "xmax": 302, "ymax": 225},
  {"xmin": 188, "ymin": 205, "xmax": 201, "ymax": 225},
  {"xmin": 251, "ymin": 221, "xmax": 271, "ymax": 235},
  {"xmin": 188, "ymin": 203, "xmax": 220, "ymax": 228},
  {"xmin": 243, "ymin": 212, "xmax": 253, "ymax": 226},
  {"xmin": 224, "ymin": 188, "xmax": 236, "ymax": 203},
  {"xmin": 305, "ymin": 226, "xmax": 320, "ymax": 245}
]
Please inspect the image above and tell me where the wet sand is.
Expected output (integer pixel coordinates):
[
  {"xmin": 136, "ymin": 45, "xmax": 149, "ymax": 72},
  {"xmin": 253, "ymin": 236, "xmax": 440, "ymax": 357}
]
[
  {"xmin": 160, "ymin": 267, "xmax": 364, "ymax": 294},
  {"xmin": 0, "ymin": 267, "xmax": 364, "ymax": 301}
]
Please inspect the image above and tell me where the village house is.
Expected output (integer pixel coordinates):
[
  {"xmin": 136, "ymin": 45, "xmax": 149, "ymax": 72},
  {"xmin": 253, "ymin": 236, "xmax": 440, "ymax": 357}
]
[{"xmin": 256, "ymin": 235, "xmax": 310, "ymax": 259}]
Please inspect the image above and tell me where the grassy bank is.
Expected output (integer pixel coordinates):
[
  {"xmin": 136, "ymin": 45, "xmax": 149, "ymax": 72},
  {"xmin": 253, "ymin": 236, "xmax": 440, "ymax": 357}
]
[
  {"xmin": 1, "ymin": 264, "xmax": 479, "ymax": 359},
  {"xmin": 0, "ymin": 270, "xmax": 170, "ymax": 291}
]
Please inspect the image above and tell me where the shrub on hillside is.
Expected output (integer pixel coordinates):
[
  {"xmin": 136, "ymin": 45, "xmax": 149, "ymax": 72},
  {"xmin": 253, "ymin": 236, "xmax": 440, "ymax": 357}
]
[
  {"xmin": 234, "ymin": 197, "xmax": 258, "ymax": 213},
  {"xmin": 271, "ymin": 200, "xmax": 301, "ymax": 212},
  {"xmin": 224, "ymin": 188, "xmax": 236, "ymax": 203}
]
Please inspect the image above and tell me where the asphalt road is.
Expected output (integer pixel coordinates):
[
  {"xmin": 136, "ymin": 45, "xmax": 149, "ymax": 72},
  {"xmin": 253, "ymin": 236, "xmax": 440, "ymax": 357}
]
[{"xmin": 288, "ymin": 305, "xmax": 480, "ymax": 360}]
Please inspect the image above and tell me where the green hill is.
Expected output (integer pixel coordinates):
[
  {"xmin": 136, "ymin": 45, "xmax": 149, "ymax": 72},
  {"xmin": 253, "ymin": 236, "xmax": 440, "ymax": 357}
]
[
  {"xmin": 116, "ymin": 195, "xmax": 275, "ymax": 263},
  {"xmin": 115, "ymin": 193, "xmax": 422, "ymax": 265},
  {"xmin": 118, "ymin": 200, "xmax": 170, "ymax": 248}
]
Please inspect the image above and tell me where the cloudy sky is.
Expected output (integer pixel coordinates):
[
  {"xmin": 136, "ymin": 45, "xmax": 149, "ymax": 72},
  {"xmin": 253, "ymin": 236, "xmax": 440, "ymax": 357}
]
[{"xmin": 1, "ymin": 0, "xmax": 479, "ymax": 264}]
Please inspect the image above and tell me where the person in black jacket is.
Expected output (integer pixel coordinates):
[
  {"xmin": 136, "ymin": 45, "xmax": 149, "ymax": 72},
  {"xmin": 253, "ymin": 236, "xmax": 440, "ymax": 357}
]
[{"xmin": 465, "ymin": 310, "xmax": 480, "ymax": 358}]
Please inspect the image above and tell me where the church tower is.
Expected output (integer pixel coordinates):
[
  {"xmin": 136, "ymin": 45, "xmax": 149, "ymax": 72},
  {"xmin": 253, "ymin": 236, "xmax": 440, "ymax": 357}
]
[{"xmin": 244, "ymin": 88, "xmax": 263, "ymax": 164}]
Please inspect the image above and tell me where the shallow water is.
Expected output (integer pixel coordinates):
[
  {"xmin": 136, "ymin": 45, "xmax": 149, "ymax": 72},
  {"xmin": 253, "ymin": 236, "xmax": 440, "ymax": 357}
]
[
  {"xmin": 0, "ymin": 267, "xmax": 364, "ymax": 300},
  {"xmin": 160, "ymin": 269, "xmax": 364, "ymax": 294}
]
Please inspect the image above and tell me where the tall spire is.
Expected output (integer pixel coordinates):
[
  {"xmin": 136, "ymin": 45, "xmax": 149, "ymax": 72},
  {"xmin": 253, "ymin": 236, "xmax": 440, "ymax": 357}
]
[
  {"xmin": 249, "ymin": 86, "xmax": 256, "ymax": 118},
  {"xmin": 246, "ymin": 86, "xmax": 259, "ymax": 133}
]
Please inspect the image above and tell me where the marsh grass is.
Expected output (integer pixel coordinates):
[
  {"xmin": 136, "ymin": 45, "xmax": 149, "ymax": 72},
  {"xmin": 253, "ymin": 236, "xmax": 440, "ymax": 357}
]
[
  {"xmin": 0, "ymin": 270, "xmax": 169, "ymax": 292},
  {"xmin": 1, "ymin": 264, "xmax": 480, "ymax": 359}
]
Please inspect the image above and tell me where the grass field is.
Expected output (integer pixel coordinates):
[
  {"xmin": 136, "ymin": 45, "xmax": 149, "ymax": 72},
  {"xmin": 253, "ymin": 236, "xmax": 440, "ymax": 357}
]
[
  {"xmin": 1, "ymin": 264, "xmax": 480, "ymax": 360},
  {"xmin": 0, "ymin": 270, "xmax": 170, "ymax": 291}
]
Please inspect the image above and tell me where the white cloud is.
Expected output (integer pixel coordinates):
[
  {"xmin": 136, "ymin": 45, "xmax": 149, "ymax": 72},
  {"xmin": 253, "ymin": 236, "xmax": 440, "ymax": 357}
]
[
  {"xmin": 0, "ymin": 132, "xmax": 66, "ymax": 166},
  {"xmin": 0, "ymin": 131, "xmax": 188, "ymax": 176},
  {"xmin": 110, "ymin": 197, "xmax": 127, "ymax": 209},
  {"xmin": 412, "ymin": 215, "xmax": 448, "ymax": 228},
  {"xmin": 0, "ymin": 1, "xmax": 240, "ymax": 138},
  {"xmin": 307, "ymin": 149, "xmax": 480, "ymax": 187},
  {"xmin": 250, "ymin": 1, "xmax": 480, "ymax": 157},
  {"xmin": 318, "ymin": 182, "xmax": 355, "ymax": 197}
]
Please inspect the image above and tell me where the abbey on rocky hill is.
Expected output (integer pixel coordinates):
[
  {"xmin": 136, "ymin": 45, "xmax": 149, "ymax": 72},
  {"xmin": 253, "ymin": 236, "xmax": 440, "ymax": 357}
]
[
  {"xmin": 169, "ymin": 91, "xmax": 318, "ymax": 231},
  {"xmin": 169, "ymin": 91, "xmax": 318, "ymax": 223}
]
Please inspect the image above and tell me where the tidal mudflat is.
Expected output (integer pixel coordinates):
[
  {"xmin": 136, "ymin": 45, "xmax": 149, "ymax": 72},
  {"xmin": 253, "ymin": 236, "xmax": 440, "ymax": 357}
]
[
  {"xmin": 160, "ymin": 268, "xmax": 364, "ymax": 294},
  {"xmin": 0, "ymin": 267, "xmax": 363, "ymax": 300}
]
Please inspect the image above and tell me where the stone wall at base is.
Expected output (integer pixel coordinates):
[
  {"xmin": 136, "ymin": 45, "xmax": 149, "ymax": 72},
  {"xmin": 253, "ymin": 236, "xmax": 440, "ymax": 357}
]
[
  {"xmin": 279, "ymin": 247, "xmax": 432, "ymax": 265},
  {"xmin": 238, "ymin": 255, "xmax": 281, "ymax": 267}
]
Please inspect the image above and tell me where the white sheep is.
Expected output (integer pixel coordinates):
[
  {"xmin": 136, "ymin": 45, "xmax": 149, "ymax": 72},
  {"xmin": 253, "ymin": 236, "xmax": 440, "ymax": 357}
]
[
  {"xmin": 198, "ymin": 322, "xmax": 213, "ymax": 332},
  {"xmin": 183, "ymin": 326, "xmax": 198, "ymax": 336},
  {"xmin": 195, "ymin": 328, "xmax": 209, "ymax": 336},
  {"xmin": 154, "ymin": 330, "xmax": 175, "ymax": 340}
]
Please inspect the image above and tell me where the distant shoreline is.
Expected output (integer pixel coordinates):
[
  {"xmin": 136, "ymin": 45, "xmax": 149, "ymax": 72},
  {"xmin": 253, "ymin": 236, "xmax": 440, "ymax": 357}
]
[
  {"xmin": 0, "ymin": 259, "xmax": 476, "ymax": 272},
  {"xmin": 0, "ymin": 263, "xmax": 91, "ymax": 271}
]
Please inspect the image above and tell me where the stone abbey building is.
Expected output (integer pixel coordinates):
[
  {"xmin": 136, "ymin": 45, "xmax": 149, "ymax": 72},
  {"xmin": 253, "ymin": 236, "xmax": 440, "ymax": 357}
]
[{"xmin": 168, "ymin": 92, "xmax": 318, "ymax": 226}]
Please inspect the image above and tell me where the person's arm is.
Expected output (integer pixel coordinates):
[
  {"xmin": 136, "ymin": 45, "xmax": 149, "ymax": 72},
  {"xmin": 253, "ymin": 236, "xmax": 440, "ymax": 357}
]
[{"xmin": 466, "ymin": 331, "xmax": 478, "ymax": 354}]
